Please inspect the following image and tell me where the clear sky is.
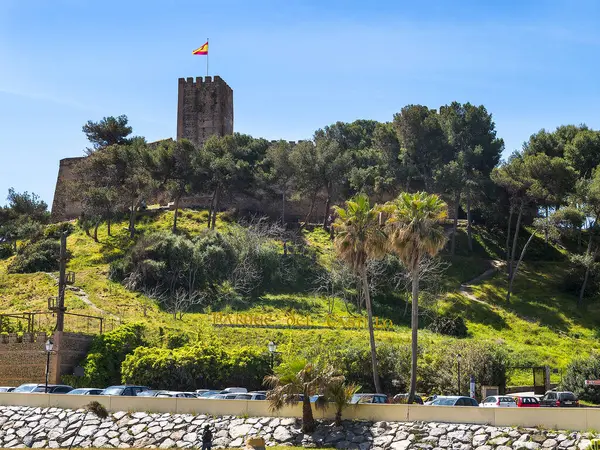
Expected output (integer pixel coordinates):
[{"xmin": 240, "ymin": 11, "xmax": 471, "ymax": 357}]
[{"xmin": 1, "ymin": 0, "xmax": 600, "ymax": 207}]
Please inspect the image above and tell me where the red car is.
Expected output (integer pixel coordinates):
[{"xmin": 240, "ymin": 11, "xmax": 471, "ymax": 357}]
[{"xmin": 514, "ymin": 396, "xmax": 540, "ymax": 407}]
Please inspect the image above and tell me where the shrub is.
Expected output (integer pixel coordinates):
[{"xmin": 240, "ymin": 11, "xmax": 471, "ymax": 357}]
[
  {"xmin": 121, "ymin": 343, "xmax": 270, "ymax": 391},
  {"xmin": 7, "ymin": 238, "xmax": 62, "ymax": 273},
  {"xmin": 562, "ymin": 354, "xmax": 600, "ymax": 404},
  {"xmin": 426, "ymin": 313, "xmax": 468, "ymax": 337},
  {"xmin": 560, "ymin": 259, "xmax": 599, "ymax": 298},
  {"xmin": 164, "ymin": 332, "xmax": 190, "ymax": 349},
  {"xmin": 0, "ymin": 244, "xmax": 13, "ymax": 260},
  {"xmin": 75, "ymin": 323, "xmax": 146, "ymax": 387},
  {"xmin": 44, "ymin": 221, "xmax": 74, "ymax": 239}
]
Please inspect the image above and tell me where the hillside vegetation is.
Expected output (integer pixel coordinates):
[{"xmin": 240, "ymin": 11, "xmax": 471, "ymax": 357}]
[{"xmin": 1, "ymin": 208, "xmax": 598, "ymax": 388}]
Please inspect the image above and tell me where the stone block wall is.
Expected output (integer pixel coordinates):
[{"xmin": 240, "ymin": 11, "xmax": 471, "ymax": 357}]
[
  {"xmin": 0, "ymin": 332, "xmax": 93, "ymax": 387},
  {"xmin": 50, "ymin": 157, "xmax": 85, "ymax": 222},
  {"xmin": 177, "ymin": 76, "xmax": 233, "ymax": 150}
]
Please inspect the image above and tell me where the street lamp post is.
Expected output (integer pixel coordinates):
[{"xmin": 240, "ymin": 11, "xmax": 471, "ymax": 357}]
[
  {"xmin": 268, "ymin": 341, "xmax": 277, "ymax": 371},
  {"xmin": 457, "ymin": 353, "xmax": 462, "ymax": 396},
  {"xmin": 45, "ymin": 339, "xmax": 54, "ymax": 393}
]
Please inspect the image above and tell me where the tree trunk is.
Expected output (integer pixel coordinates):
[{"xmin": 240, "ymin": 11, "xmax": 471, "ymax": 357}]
[
  {"xmin": 300, "ymin": 190, "xmax": 318, "ymax": 230},
  {"xmin": 506, "ymin": 231, "xmax": 536, "ymax": 303},
  {"xmin": 129, "ymin": 200, "xmax": 136, "ymax": 239},
  {"xmin": 211, "ymin": 188, "xmax": 220, "ymax": 230},
  {"xmin": 322, "ymin": 183, "xmax": 332, "ymax": 230},
  {"xmin": 544, "ymin": 205, "xmax": 549, "ymax": 244},
  {"xmin": 509, "ymin": 203, "xmax": 524, "ymax": 279},
  {"xmin": 335, "ymin": 410, "xmax": 342, "ymax": 427},
  {"xmin": 408, "ymin": 261, "xmax": 420, "ymax": 404},
  {"xmin": 505, "ymin": 205, "xmax": 514, "ymax": 275},
  {"xmin": 301, "ymin": 395, "xmax": 315, "ymax": 433},
  {"xmin": 451, "ymin": 191, "xmax": 460, "ymax": 256},
  {"xmin": 281, "ymin": 189, "xmax": 286, "ymax": 226},
  {"xmin": 93, "ymin": 223, "xmax": 99, "ymax": 242},
  {"xmin": 362, "ymin": 268, "xmax": 382, "ymax": 394},
  {"xmin": 578, "ymin": 232, "xmax": 595, "ymax": 308},
  {"xmin": 172, "ymin": 195, "xmax": 180, "ymax": 233},
  {"xmin": 207, "ymin": 190, "xmax": 216, "ymax": 228},
  {"xmin": 107, "ymin": 217, "xmax": 111, "ymax": 236},
  {"xmin": 466, "ymin": 191, "xmax": 473, "ymax": 253}
]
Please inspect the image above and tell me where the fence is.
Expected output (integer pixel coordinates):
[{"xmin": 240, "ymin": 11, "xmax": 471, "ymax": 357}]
[{"xmin": 0, "ymin": 393, "xmax": 598, "ymax": 432}]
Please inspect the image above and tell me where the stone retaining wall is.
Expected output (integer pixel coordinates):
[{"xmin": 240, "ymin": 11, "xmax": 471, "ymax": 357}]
[{"xmin": 0, "ymin": 406, "xmax": 595, "ymax": 449}]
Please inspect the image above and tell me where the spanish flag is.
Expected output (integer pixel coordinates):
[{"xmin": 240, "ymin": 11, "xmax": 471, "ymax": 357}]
[{"xmin": 192, "ymin": 42, "xmax": 208, "ymax": 55}]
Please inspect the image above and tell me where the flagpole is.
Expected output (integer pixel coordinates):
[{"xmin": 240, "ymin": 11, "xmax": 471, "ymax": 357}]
[{"xmin": 206, "ymin": 37, "xmax": 209, "ymax": 77}]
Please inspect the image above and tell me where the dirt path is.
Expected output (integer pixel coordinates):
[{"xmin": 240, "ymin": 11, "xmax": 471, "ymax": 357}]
[
  {"xmin": 458, "ymin": 260, "xmax": 504, "ymax": 305},
  {"xmin": 44, "ymin": 273, "xmax": 119, "ymax": 320}
]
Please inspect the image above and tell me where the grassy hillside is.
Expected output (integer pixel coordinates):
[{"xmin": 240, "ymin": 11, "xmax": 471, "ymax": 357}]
[{"xmin": 0, "ymin": 209, "xmax": 598, "ymax": 387}]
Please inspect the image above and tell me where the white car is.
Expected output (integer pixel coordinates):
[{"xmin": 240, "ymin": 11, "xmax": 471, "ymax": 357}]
[{"xmin": 480, "ymin": 395, "xmax": 517, "ymax": 407}]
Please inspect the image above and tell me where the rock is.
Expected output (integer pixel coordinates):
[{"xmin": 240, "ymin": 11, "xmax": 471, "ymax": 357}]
[
  {"xmin": 489, "ymin": 437, "xmax": 511, "ymax": 446},
  {"xmin": 93, "ymin": 436, "xmax": 109, "ymax": 447},
  {"xmin": 130, "ymin": 423, "xmax": 146, "ymax": 436},
  {"xmin": 273, "ymin": 426, "xmax": 293, "ymax": 443},
  {"xmin": 390, "ymin": 441, "xmax": 412, "ymax": 450},
  {"xmin": 473, "ymin": 435, "xmax": 488, "ymax": 446},
  {"xmin": 230, "ymin": 424, "xmax": 253, "ymax": 439},
  {"xmin": 32, "ymin": 440, "xmax": 47, "ymax": 448},
  {"xmin": 476, "ymin": 446, "xmax": 493, "ymax": 450},
  {"xmin": 170, "ymin": 430, "xmax": 186, "ymax": 441},
  {"xmin": 519, "ymin": 435, "xmax": 531, "ymax": 442},
  {"xmin": 373, "ymin": 435, "xmax": 394, "ymax": 447},
  {"xmin": 560, "ymin": 440, "xmax": 576, "ymax": 449},
  {"xmin": 160, "ymin": 438, "xmax": 176, "ymax": 448},
  {"xmin": 182, "ymin": 432, "xmax": 197, "ymax": 443},
  {"xmin": 431, "ymin": 429, "xmax": 448, "ymax": 437},
  {"xmin": 578, "ymin": 440, "xmax": 592, "ymax": 450},
  {"xmin": 134, "ymin": 436, "xmax": 156, "ymax": 447},
  {"xmin": 513, "ymin": 442, "xmax": 541, "ymax": 450},
  {"xmin": 543, "ymin": 440, "xmax": 558, "ymax": 448},
  {"xmin": 532, "ymin": 435, "xmax": 547, "ymax": 444},
  {"xmin": 557, "ymin": 435, "xmax": 568, "ymax": 443},
  {"xmin": 79, "ymin": 424, "xmax": 98, "ymax": 437},
  {"xmin": 16, "ymin": 427, "xmax": 32, "ymax": 438},
  {"xmin": 120, "ymin": 432, "xmax": 134, "ymax": 444},
  {"xmin": 22, "ymin": 436, "xmax": 34, "ymax": 447}
]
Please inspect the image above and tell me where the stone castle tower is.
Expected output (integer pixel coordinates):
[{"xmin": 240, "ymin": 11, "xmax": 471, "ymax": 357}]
[
  {"xmin": 51, "ymin": 75, "xmax": 234, "ymax": 221},
  {"xmin": 177, "ymin": 75, "xmax": 234, "ymax": 149}
]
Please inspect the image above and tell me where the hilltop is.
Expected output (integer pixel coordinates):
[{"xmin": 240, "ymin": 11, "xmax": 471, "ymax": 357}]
[{"xmin": 1, "ymin": 208, "xmax": 598, "ymax": 389}]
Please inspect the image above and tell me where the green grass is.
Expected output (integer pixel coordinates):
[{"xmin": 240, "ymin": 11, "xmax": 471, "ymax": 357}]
[{"xmin": 1, "ymin": 209, "xmax": 598, "ymax": 387}]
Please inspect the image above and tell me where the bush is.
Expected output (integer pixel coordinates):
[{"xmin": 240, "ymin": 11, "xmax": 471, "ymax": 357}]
[
  {"xmin": 121, "ymin": 343, "xmax": 270, "ymax": 391},
  {"xmin": 426, "ymin": 314, "xmax": 468, "ymax": 337},
  {"xmin": 75, "ymin": 323, "xmax": 146, "ymax": 387},
  {"xmin": 562, "ymin": 354, "xmax": 600, "ymax": 404},
  {"xmin": 44, "ymin": 221, "xmax": 74, "ymax": 239},
  {"xmin": 7, "ymin": 238, "xmax": 62, "ymax": 273},
  {"xmin": 0, "ymin": 244, "xmax": 13, "ymax": 260},
  {"xmin": 560, "ymin": 260, "xmax": 599, "ymax": 298},
  {"xmin": 164, "ymin": 332, "xmax": 190, "ymax": 349}
]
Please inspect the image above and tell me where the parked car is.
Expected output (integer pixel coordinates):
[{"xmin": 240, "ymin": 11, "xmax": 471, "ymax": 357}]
[
  {"xmin": 235, "ymin": 392, "xmax": 267, "ymax": 400},
  {"xmin": 514, "ymin": 396, "xmax": 540, "ymax": 407},
  {"xmin": 155, "ymin": 391, "xmax": 196, "ymax": 398},
  {"xmin": 195, "ymin": 389, "xmax": 210, "ymax": 395},
  {"xmin": 137, "ymin": 390, "xmax": 160, "ymax": 397},
  {"xmin": 211, "ymin": 393, "xmax": 239, "ymax": 400},
  {"xmin": 350, "ymin": 393, "xmax": 388, "ymax": 404},
  {"xmin": 13, "ymin": 383, "xmax": 41, "ymax": 393},
  {"xmin": 101, "ymin": 385, "xmax": 149, "ymax": 396},
  {"xmin": 31, "ymin": 385, "xmax": 73, "ymax": 394},
  {"xmin": 220, "ymin": 387, "xmax": 247, "ymax": 394},
  {"xmin": 392, "ymin": 393, "xmax": 424, "ymax": 405},
  {"xmin": 480, "ymin": 396, "xmax": 517, "ymax": 407},
  {"xmin": 540, "ymin": 391, "xmax": 579, "ymax": 407},
  {"xmin": 199, "ymin": 390, "xmax": 221, "ymax": 398},
  {"xmin": 67, "ymin": 388, "xmax": 103, "ymax": 395},
  {"xmin": 430, "ymin": 396, "xmax": 479, "ymax": 406},
  {"xmin": 0, "ymin": 387, "xmax": 14, "ymax": 393}
]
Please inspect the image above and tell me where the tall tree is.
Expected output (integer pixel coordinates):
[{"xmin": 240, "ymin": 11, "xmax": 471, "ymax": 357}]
[
  {"xmin": 262, "ymin": 141, "xmax": 296, "ymax": 224},
  {"xmin": 149, "ymin": 139, "xmax": 198, "ymax": 232},
  {"xmin": 82, "ymin": 115, "xmax": 133, "ymax": 154},
  {"xmin": 289, "ymin": 141, "xmax": 322, "ymax": 226},
  {"xmin": 393, "ymin": 105, "xmax": 447, "ymax": 191},
  {"xmin": 384, "ymin": 192, "xmax": 447, "ymax": 403},
  {"xmin": 435, "ymin": 156, "xmax": 464, "ymax": 255},
  {"xmin": 333, "ymin": 194, "xmax": 387, "ymax": 393},
  {"xmin": 439, "ymin": 102, "xmax": 504, "ymax": 252}
]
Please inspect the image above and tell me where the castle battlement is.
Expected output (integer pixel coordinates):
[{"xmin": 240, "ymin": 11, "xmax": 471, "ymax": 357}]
[
  {"xmin": 178, "ymin": 76, "xmax": 231, "ymax": 89},
  {"xmin": 0, "ymin": 332, "xmax": 48, "ymax": 345}
]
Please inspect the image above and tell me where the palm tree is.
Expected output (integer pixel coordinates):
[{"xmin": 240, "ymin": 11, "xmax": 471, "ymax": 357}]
[
  {"xmin": 264, "ymin": 359, "xmax": 343, "ymax": 433},
  {"xmin": 322, "ymin": 381, "xmax": 360, "ymax": 426},
  {"xmin": 332, "ymin": 194, "xmax": 387, "ymax": 393},
  {"xmin": 385, "ymin": 192, "xmax": 447, "ymax": 404}
]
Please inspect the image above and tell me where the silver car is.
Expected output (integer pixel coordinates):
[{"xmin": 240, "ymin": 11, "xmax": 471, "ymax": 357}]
[{"xmin": 480, "ymin": 395, "xmax": 517, "ymax": 407}]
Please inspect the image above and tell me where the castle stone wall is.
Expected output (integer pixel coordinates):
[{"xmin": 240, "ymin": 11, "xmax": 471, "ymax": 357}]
[
  {"xmin": 50, "ymin": 157, "xmax": 85, "ymax": 223},
  {"xmin": 177, "ymin": 76, "xmax": 233, "ymax": 149},
  {"xmin": 0, "ymin": 332, "xmax": 93, "ymax": 386}
]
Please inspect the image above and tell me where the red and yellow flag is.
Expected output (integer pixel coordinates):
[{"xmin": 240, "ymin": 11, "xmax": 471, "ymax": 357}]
[{"xmin": 192, "ymin": 42, "xmax": 208, "ymax": 55}]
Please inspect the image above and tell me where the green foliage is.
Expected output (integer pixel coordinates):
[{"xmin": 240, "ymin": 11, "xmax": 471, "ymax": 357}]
[
  {"xmin": 164, "ymin": 332, "xmax": 190, "ymax": 349},
  {"xmin": 0, "ymin": 244, "xmax": 13, "ymax": 260},
  {"xmin": 44, "ymin": 221, "xmax": 75, "ymax": 239},
  {"xmin": 76, "ymin": 323, "xmax": 146, "ymax": 387},
  {"xmin": 82, "ymin": 114, "xmax": 132, "ymax": 153},
  {"xmin": 562, "ymin": 354, "xmax": 600, "ymax": 404},
  {"xmin": 7, "ymin": 238, "xmax": 61, "ymax": 273},
  {"xmin": 121, "ymin": 342, "xmax": 270, "ymax": 391}
]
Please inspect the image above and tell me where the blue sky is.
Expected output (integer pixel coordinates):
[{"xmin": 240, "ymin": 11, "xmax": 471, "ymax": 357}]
[{"xmin": 1, "ymin": 0, "xmax": 600, "ymax": 207}]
